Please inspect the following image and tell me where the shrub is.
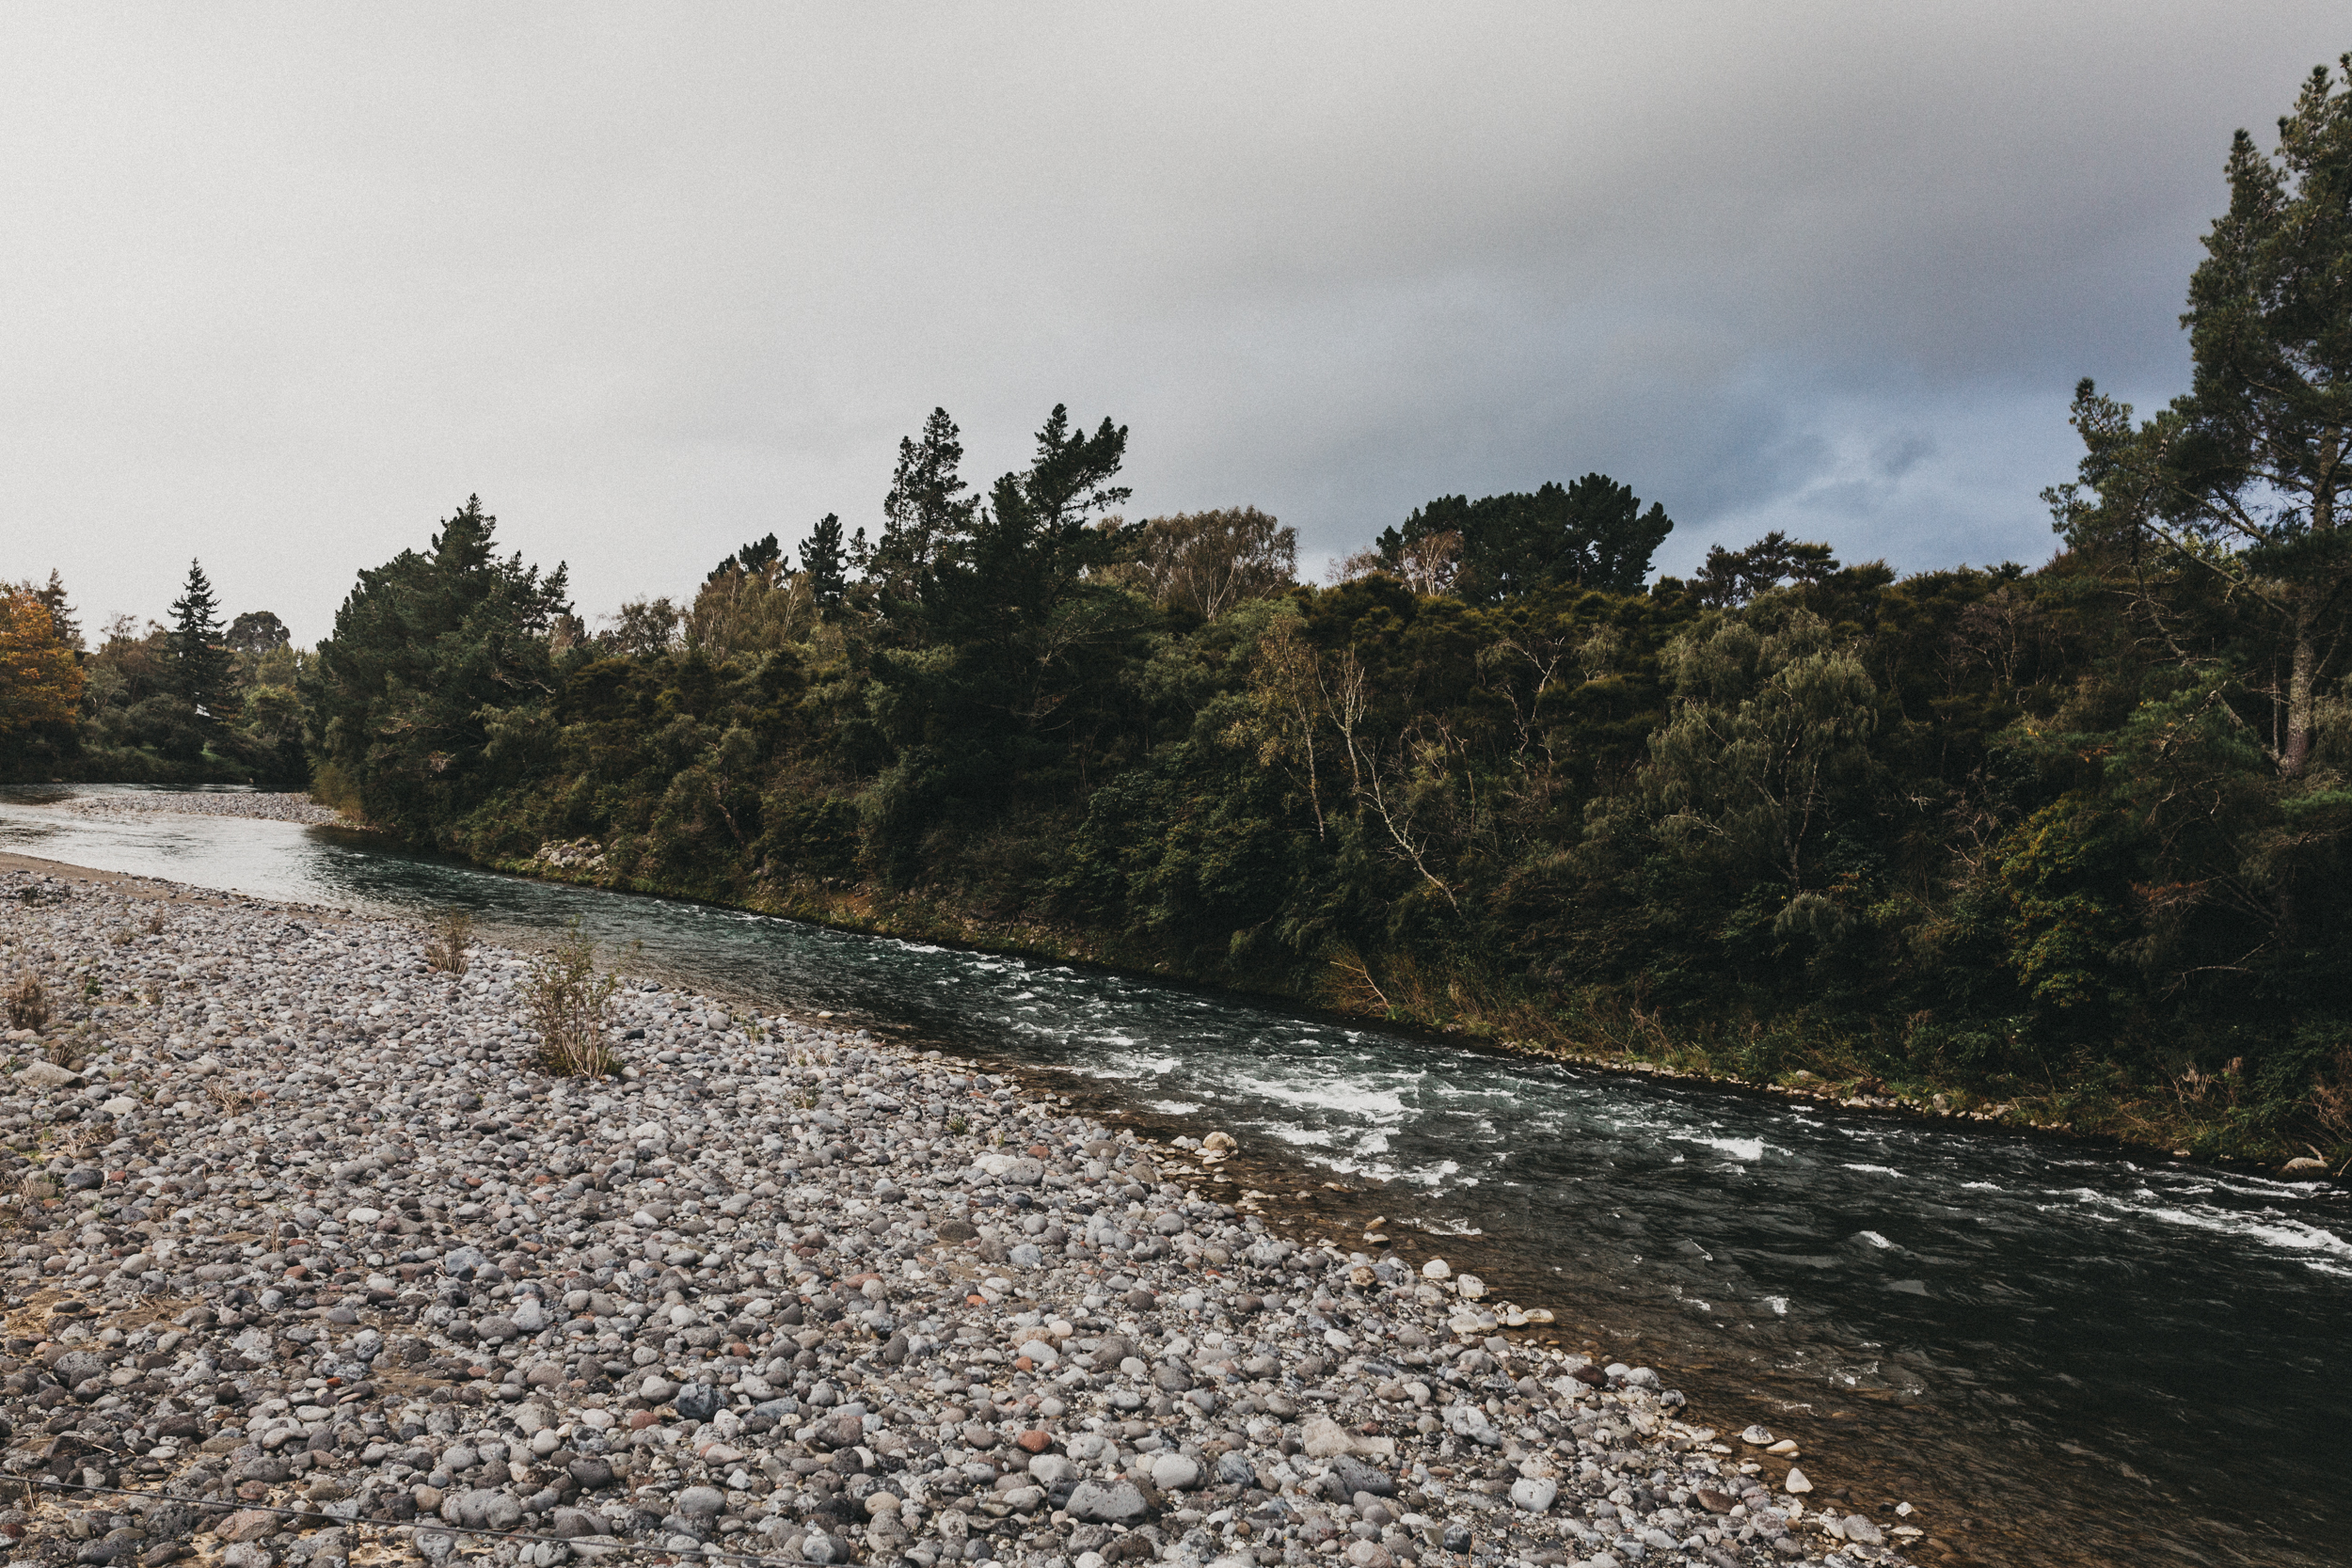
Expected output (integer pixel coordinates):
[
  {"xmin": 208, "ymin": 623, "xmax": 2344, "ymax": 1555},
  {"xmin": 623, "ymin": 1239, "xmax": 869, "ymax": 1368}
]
[
  {"xmin": 524, "ymin": 925, "xmax": 619, "ymax": 1078},
  {"xmin": 423, "ymin": 910, "xmax": 475, "ymax": 975},
  {"xmin": 4, "ymin": 976, "xmax": 46, "ymax": 1033}
]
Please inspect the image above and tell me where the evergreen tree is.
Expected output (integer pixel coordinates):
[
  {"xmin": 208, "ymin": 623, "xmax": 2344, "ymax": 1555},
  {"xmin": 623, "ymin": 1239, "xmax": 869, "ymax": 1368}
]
[
  {"xmin": 168, "ymin": 560, "xmax": 232, "ymax": 724},
  {"xmin": 2050, "ymin": 55, "xmax": 2352, "ymax": 775},
  {"xmin": 1376, "ymin": 474, "xmax": 1673, "ymax": 602},
  {"xmin": 868, "ymin": 407, "xmax": 979, "ymax": 607},
  {"xmin": 706, "ymin": 533, "xmax": 782, "ymax": 584},
  {"xmin": 800, "ymin": 514, "xmax": 849, "ymax": 609},
  {"xmin": 28, "ymin": 571, "xmax": 80, "ymax": 652},
  {"xmin": 309, "ymin": 497, "xmax": 569, "ymax": 842}
]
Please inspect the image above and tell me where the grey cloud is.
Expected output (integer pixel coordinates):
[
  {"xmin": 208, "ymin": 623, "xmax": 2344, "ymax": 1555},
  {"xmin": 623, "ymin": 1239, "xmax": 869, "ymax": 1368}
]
[{"xmin": 1, "ymin": 4, "xmax": 2341, "ymax": 639}]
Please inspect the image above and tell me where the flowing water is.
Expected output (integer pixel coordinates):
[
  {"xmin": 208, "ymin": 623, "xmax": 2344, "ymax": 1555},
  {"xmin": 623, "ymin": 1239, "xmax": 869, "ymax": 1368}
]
[{"xmin": 3, "ymin": 785, "xmax": 2346, "ymax": 1567}]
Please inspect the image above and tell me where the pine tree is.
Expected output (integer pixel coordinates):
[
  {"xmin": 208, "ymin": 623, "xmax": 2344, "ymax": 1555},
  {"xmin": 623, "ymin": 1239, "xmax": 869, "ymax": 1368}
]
[
  {"xmin": 168, "ymin": 559, "xmax": 232, "ymax": 724},
  {"xmin": 871, "ymin": 407, "xmax": 978, "ymax": 603},
  {"xmin": 800, "ymin": 514, "xmax": 849, "ymax": 609},
  {"xmin": 2050, "ymin": 55, "xmax": 2352, "ymax": 775}
]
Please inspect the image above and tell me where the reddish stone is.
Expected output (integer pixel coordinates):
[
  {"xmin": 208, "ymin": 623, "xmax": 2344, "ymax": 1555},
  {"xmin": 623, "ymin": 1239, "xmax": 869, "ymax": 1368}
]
[
  {"xmin": 1026, "ymin": 1146, "xmax": 1050, "ymax": 1159},
  {"xmin": 628, "ymin": 1409, "xmax": 661, "ymax": 1430},
  {"xmin": 1014, "ymin": 1430, "xmax": 1052, "ymax": 1454},
  {"xmin": 966, "ymin": 1293, "xmax": 987, "ymax": 1307},
  {"xmin": 1013, "ymin": 1357, "xmax": 1034, "ymax": 1372}
]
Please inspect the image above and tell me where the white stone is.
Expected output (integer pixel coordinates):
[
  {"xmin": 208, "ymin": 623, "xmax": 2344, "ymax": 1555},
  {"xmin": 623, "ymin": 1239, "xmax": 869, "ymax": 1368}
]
[
  {"xmin": 1299, "ymin": 1415, "xmax": 1356, "ymax": 1457},
  {"xmin": 1508, "ymin": 1477, "xmax": 1558, "ymax": 1513}
]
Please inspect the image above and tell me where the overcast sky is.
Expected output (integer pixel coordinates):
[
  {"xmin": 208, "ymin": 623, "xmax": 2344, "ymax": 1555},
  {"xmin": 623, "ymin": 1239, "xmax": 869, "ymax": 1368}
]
[{"xmin": 5, "ymin": 5, "xmax": 2344, "ymax": 643}]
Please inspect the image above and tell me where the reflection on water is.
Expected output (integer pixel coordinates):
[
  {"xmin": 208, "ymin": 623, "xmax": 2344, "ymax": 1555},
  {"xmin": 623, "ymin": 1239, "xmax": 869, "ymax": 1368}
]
[{"xmin": 5, "ymin": 785, "xmax": 2348, "ymax": 1566}]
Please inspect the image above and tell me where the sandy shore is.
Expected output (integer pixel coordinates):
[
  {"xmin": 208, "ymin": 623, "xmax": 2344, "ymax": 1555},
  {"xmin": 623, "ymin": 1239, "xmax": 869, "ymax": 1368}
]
[{"xmin": 0, "ymin": 858, "xmax": 1910, "ymax": 1568}]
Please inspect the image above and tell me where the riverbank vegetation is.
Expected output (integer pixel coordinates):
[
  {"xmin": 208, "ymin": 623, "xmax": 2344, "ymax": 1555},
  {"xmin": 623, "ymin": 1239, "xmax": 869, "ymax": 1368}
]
[
  {"xmin": 1, "ymin": 562, "xmax": 308, "ymax": 788},
  {"xmin": 11, "ymin": 58, "xmax": 2352, "ymax": 1166}
]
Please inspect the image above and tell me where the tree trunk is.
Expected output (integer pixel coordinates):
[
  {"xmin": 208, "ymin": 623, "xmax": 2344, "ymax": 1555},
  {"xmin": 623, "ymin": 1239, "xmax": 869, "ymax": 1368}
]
[{"xmin": 2281, "ymin": 619, "xmax": 2317, "ymax": 777}]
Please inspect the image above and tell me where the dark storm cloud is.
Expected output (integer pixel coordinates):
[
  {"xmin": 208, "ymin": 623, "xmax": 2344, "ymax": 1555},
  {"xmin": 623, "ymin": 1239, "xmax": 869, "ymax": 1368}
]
[{"xmin": 2, "ymin": 4, "xmax": 2343, "ymax": 638}]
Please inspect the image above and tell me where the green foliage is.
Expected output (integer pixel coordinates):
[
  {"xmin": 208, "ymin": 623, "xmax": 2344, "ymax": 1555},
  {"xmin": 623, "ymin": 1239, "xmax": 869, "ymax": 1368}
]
[
  {"xmin": 2045, "ymin": 55, "xmax": 2352, "ymax": 780},
  {"xmin": 1377, "ymin": 474, "xmax": 1673, "ymax": 601},
  {"xmin": 308, "ymin": 496, "xmax": 570, "ymax": 841},
  {"xmin": 167, "ymin": 560, "xmax": 233, "ymax": 726},
  {"xmin": 800, "ymin": 515, "xmax": 849, "ymax": 610},
  {"xmin": 293, "ymin": 60, "xmax": 2352, "ymax": 1161}
]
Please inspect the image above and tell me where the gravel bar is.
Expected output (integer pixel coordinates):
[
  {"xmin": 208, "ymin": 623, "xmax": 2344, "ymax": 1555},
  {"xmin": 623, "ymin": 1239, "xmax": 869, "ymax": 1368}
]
[
  {"xmin": 56, "ymin": 795, "xmax": 354, "ymax": 828},
  {"xmin": 0, "ymin": 863, "xmax": 1911, "ymax": 1568}
]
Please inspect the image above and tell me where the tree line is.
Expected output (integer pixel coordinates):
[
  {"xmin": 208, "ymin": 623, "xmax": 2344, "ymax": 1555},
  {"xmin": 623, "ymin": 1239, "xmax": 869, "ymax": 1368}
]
[
  {"xmin": 1, "ymin": 562, "xmax": 305, "ymax": 788},
  {"xmin": 8, "ymin": 56, "xmax": 2350, "ymax": 1161}
]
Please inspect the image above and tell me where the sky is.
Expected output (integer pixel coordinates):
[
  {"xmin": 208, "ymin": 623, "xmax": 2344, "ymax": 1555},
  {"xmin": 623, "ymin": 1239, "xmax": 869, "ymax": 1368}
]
[{"xmin": 4, "ymin": 4, "xmax": 2344, "ymax": 644}]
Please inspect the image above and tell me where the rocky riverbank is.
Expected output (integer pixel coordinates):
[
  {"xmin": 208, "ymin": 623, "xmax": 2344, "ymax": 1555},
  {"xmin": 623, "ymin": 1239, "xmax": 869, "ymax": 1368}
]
[
  {"xmin": 56, "ymin": 794, "xmax": 353, "ymax": 829},
  {"xmin": 0, "ymin": 862, "xmax": 1915, "ymax": 1568}
]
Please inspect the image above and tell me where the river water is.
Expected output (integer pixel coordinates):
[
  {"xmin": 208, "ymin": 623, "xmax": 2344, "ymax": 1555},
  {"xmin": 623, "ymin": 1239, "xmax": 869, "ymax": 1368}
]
[{"xmin": 2, "ymin": 786, "xmax": 2345, "ymax": 1567}]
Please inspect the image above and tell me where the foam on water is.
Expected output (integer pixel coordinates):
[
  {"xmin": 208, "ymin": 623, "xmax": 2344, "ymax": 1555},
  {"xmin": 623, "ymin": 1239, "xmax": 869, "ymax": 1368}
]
[{"xmin": 1683, "ymin": 1134, "xmax": 1766, "ymax": 1162}]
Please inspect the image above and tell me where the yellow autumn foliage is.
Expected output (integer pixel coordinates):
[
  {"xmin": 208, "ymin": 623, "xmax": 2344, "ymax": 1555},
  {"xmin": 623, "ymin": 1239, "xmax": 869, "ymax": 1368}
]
[{"xmin": 0, "ymin": 587, "xmax": 84, "ymax": 736}]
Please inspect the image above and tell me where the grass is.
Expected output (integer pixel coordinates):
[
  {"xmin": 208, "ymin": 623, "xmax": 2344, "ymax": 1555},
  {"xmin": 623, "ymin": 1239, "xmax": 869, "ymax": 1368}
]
[
  {"xmin": 422, "ymin": 909, "xmax": 475, "ymax": 975},
  {"xmin": 523, "ymin": 924, "xmax": 620, "ymax": 1079},
  {"xmin": 4, "ymin": 976, "xmax": 46, "ymax": 1034}
]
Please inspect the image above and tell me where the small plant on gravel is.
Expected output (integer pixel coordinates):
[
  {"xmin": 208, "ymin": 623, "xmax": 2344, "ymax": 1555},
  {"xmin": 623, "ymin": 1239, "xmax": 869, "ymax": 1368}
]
[
  {"xmin": 143, "ymin": 912, "xmax": 165, "ymax": 935},
  {"xmin": 4, "ymin": 975, "xmax": 46, "ymax": 1033},
  {"xmin": 524, "ymin": 925, "xmax": 620, "ymax": 1078},
  {"xmin": 44, "ymin": 1027, "xmax": 92, "ymax": 1071},
  {"xmin": 423, "ymin": 909, "xmax": 475, "ymax": 975}
]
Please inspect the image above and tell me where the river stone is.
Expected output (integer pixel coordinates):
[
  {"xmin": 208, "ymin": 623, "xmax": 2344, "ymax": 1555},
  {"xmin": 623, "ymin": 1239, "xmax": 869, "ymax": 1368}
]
[
  {"xmin": 567, "ymin": 1456, "xmax": 616, "ymax": 1490},
  {"xmin": 1841, "ymin": 1514, "xmax": 1884, "ymax": 1545},
  {"xmin": 1300, "ymin": 1416, "xmax": 1355, "ymax": 1456},
  {"xmin": 1442, "ymin": 1402, "xmax": 1501, "ymax": 1446},
  {"xmin": 1065, "ymin": 1481, "xmax": 1150, "ymax": 1525},
  {"xmin": 0, "ymin": 859, "xmax": 1831, "ymax": 1568},
  {"xmin": 1149, "ymin": 1453, "xmax": 1201, "ymax": 1492},
  {"xmin": 15, "ymin": 1061, "xmax": 82, "ymax": 1088},
  {"xmin": 1509, "ymin": 1477, "xmax": 1558, "ymax": 1513},
  {"xmin": 551, "ymin": 1509, "xmax": 609, "ymax": 1539}
]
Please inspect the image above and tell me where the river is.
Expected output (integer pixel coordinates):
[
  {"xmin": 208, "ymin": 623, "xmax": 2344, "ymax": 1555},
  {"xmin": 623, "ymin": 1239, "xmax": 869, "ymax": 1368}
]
[{"xmin": 2, "ymin": 785, "xmax": 2344, "ymax": 1567}]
